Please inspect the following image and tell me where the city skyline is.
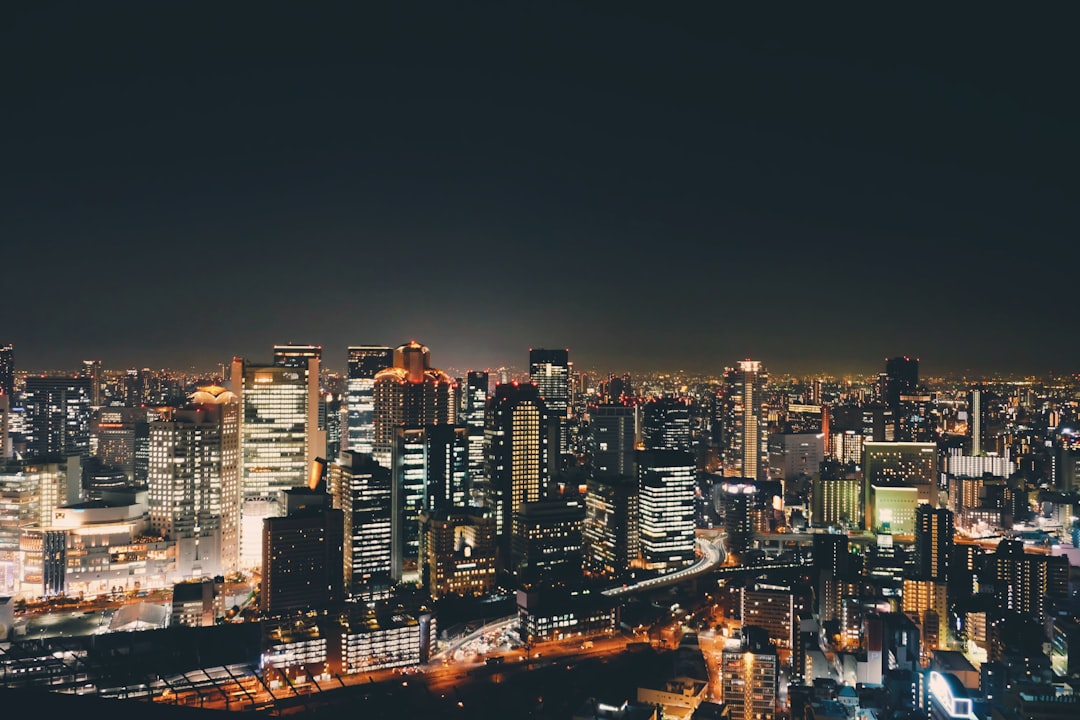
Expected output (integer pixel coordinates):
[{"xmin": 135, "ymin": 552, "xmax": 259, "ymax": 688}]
[{"xmin": 3, "ymin": 5, "xmax": 1074, "ymax": 378}]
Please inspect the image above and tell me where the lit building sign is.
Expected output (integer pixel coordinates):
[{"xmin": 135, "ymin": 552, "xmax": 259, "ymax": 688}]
[{"xmin": 929, "ymin": 671, "xmax": 974, "ymax": 719}]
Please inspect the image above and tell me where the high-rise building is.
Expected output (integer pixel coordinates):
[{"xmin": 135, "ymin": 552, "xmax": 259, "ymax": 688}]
[
  {"xmin": 231, "ymin": 354, "xmax": 324, "ymax": 568},
  {"xmin": 90, "ymin": 406, "xmax": 152, "ymax": 484},
  {"xmin": 861, "ymin": 441, "xmax": 938, "ymax": 530},
  {"xmin": 0, "ymin": 344, "xmax": 13, "ymax": 399},
  {"xmin": 272, "ymin": 343, "xmax": 323, "ymax": 368},
  {"xmin": 583, "ymin": 474, "xmax": 639, "ymax": 579},
  {"xmin": 260, "ymin": 484, "xmax": 344, "ymax": 617},
  {"xmin": 147, "ymin": 386, "xmax": 239, "ymax": 578},
  {"xmin": 0, "ymin": 394, "xmax": 10, "ymax": 460},
  {"xmin": 0, "ymin": 458, "xmax": 68, "ymax": 597},
  {"xmin": 913, "ymin": 505, "xmax": 953, "ymax": 582},
  {"xmin": 529, "ymin": 348, "xmax": 569, "ymax": 461},
  {"xmin": 720, "ymin": 479, "xmax": 771, "ymax": 558},
  {"xmin": 637, "ymin": 449, "xmax": 696, "ymax": 570},
  {"xmin": 767, "ymin": 432, "xmax": 825, "ymax": 485},
  {"xmin": 883, "ymin": 356, "xmax": 919, "ymax": 410},
  {"xmin": 372, "ymin": 341, "xmax": 456, "ymax": 468},
  {"xmin": 487, "ymin": 382, "xmax": 550, "ymax": 567},
  {"xmin": 22, "ymin": 375, "xmax": 93, "ymax": 460},
  {"xmin": 391, "ymin": 424, "xmax": 468, "ymax": 581},
  {"xmin": 720, "ymin": 360, "xmax": 768, "ymax": 480},
  {"xmin": 346, "ymin": 345, "xmax": 394, "ymax": 455},
  {"xmin": 812, "ymin": 533, "xmax": 850, "ymax": 579},
  {"xmin": 968, "ymin": 385, "xmax": 986, "ymax": 456},
  {"xmin": 589, "ymin": 403, "xmax": 636, "ymax": 478},
  {"xmin": 511, "ymin": 498, "xmax": 585, "ymax": 585},
  {"xmin": 328, "ymin": 450, "xmax": 392, "ymax": 597},
  {"xmin": 721, "ymin": 625, "xmax": 778, "ymax": 720},
  {"xmin": 464, "ymin": 370, "xmax": 489, "ymax": 508},
  {"xmin": 79, "ymin": 359, "xmax": 104, "ymax": 406},
  {"xmin": 984, "ymin": 538, "xmax": 1068, "ymax": 625},
  {"xmin": 811, "ymin": 474, "xmax": 862, "ymax": 529},
  {"xmin": 420, "ymin": 509, "xmax": 496, "ymax": 600},
  {"xmin": 641, "ymin": 396, "xmax": 692, "ymax": 452}
]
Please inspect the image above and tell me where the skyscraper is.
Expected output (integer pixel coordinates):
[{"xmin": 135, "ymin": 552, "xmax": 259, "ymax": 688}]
[
  {"xmin": 231, "ymin": 353, "xmax": 324, "ymax": 568},
  {"xmin": 0, "ymin": 344, "xmax": 13, "ymax": 399},
  {"xmin": 883, "ymin": 356, "xmax": 919, "ymax": 410},
  {"xmin": 589, "ymin": 402, "xmax": 637, "ymax": 478},
  {"xmin": 487, "ymin": 381, "xmax": 550, "ymax": 567},
  {"xmin": 721, "ymin": 625, "xmax": 778, "ymax": 720},
  {"xmin": 529, "ymin": 348, "xmax": 570, "ymax": 461},
  {"xmin": 346, "ymin": 345, "xmax": 394, "ymax": 455},
  {"xmin": 637, "ymin": 448, "xmax": 696, "ymax": 570},
  {"xmin": 641, "ymin": 396, "xmax": 692, "ymax": 452},
  {"xmin": 861, "ymin": 441, "xmax": 938, "ymax": 530},
  {"xmin": 372, "ymin": 341, "xmax": 456, "ymax": 468},
  {"xmin": 720, "ymin": 360, "xmax": 768, "ymax": 481},
  {"xmin": 22, "ymin": 375, "xmax": 93, "ymax": 460},
  {"xmin": 79, "ymin": 360, "xmax": 104, "ymax": 406},
  {"xmin": 147, "ymin": 386, "xmax": 239, "ymax": 578},
  {"xmin": 464, "ymin": 370, "xmax": 489, "ymax": 507},
  {"xmin": 913, "ymin": 504, "xmax": 953, "ymax": 582},
  {"xmin": 272, "ymin": 342, "xmax": 323, "ymax": 368},
  {"xmin": 261, "ymin": 485, "xmax": 344, "ymax": 617},
  {"xmin": 391, "ymin": 424, "xmax": 468, "ymax": 581},
  {"xmin": 329, "ymin": 450, "xmax": 393, "ymax": 597},
  {"xmin": 583, "ymin": 474, "xmax": 639, "ymax": 579}
]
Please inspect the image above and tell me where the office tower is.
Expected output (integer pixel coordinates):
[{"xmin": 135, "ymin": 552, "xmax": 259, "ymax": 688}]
[
  {"xmin": 741, "ymin": 582, "xmax": 801, "ymax": 649},
  {"xmin": 861, "ymin": 441, "xmax": 938, "ymax": 531},
  {"xmin": 261, "ymin": 484, "xmax": 344, "ymax": 617},
  {"xmin": 79, "ymin": 359, "xmax": 104, "ymax": 406},
  {"xmin": 589, "ymin": 402, "xmax": 636, "ymax": 477},
  {"xmin": 641, "ymin": 396, "xmax": 692, "ymax": 452},
  {"xmin": 231, "ymin": 354, "xmax": 324, "ymax": 568},
  {"xmin": 767, "ymin": 432, "xmax": 825, "ymax": 484},
  {"xmin": 372, "ymin": 341, "xmax": 456, "ymax": 468},
  {"xmin": 720, "ymin": 479, "xmax": 771, "ymax": 557},
  {"xmin": 529, "ymin": 347, "xmax": 570, "ymax": 461},
  {"xmin": 984, "ymin": 538, "xmax": 1068, "ymax": 625},
  {"xmin": 391, "ymin": 424, "xmax": 468, "ymax": 581},
  {"xmin": 883, "ymin": 356, "xmax": 919, "ymax": 410},
  {"xmin": 346, "ymin": 345, "xmax": 394, "ymax": 455},
  {"xmin": 272, "ymin": 342, "xmax": 322, "ymax": 368},
  {"xmin": 487, "ymin": 381, "xmax": 550, "ymax": 566},
  {"xmin": 122, "ymin": 368, "xmax": 147, "ymax": 406},
  {"xmin": 812, "ymin": 533, "xmax": 850, "ymax": 579},
  {"xmin": 329, "ymin": 450, "xmax": 392, "ymax": 596},
  {"xmin": 420, "ymin": 509, "xmax": 496, "ymax": 599},
  {"xmin": 721, "ymin": 625, "xmax": 778, "ymax": 720},
  {"xmin": 22, "ymin": 375, "xmax": 93, "ymax": 459},
  {"xmin": 0, "ymin": 394, "xmax": 9, "ymax": 460},
  {"xmin": 637, "ymin": 448, "xmax": 696, "ymax": 570},
  {"xmin": 948, "ymin": 544, "xmax": 982, "ymax": 605},
  {"xmin": 720, "ymin": 360, "xmax": 768, "ymax": 480},
  {"xmin": 511, "ymin": 497, "xmax": 585, "ymax": 585},
  {"xmin": 147, "ymin": 386, "xmax": 239, "ymax": 578},
  {"xmin": 0, "ymin": 344, "xmax": 13, "ymax": 399},
  {"xmin": 968, "ymin": 385, "xmax": 986, "ymax": 456},
  {"xmin": 464, "ymin": 370, "xmax": 489, "ymax": 507},
  {"xmin": 90, "ymin": 406, "xmax": 152, "ymax": 484},
  {"xmin": 323, "ymin": 390, "xmax": 342, "ymax": 460},
  {"xmin": 0, "ymin": 459, "xmax": 66, "ymax": 596},
  {"xmin": 583, "ymin": 474, "xmax": 639, "ymax": 579},
  {"xmin": 913, "ymin": 505, "xmax": 953, "ymax": 582},
  {"xmin": 811, "ymin": 474, "xmax": 862, "ymax": 529},
  {"xmin": 901, "ymin": 578, "xmax": 948, "ymax": 650}
]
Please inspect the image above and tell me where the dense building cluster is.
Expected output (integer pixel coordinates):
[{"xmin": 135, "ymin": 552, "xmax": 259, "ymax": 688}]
[{"xmin": 2, "ymin": 343, "xmax": 1080, "ymax": 720}]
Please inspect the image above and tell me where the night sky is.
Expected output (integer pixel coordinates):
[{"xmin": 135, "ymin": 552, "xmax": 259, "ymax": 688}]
[{"xmin": 3, "ymin": 3, "xmax": 1075, "ymax": 378}]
